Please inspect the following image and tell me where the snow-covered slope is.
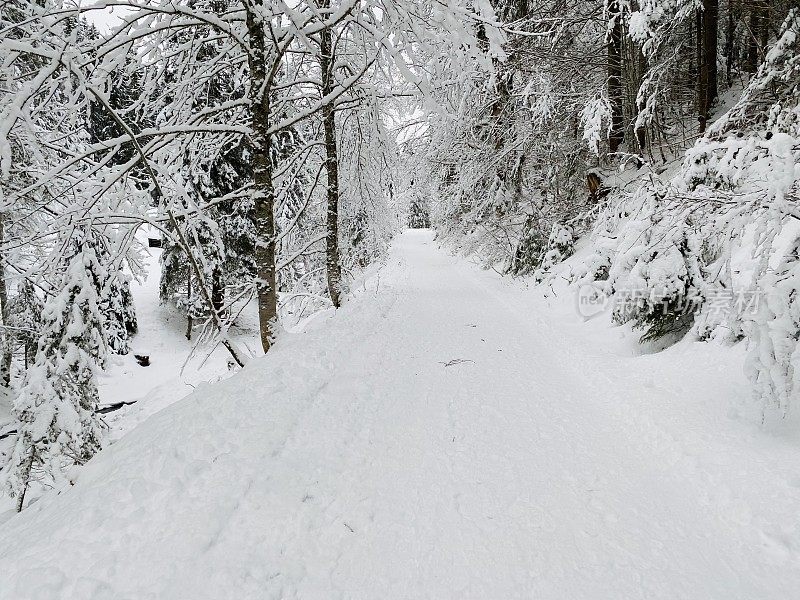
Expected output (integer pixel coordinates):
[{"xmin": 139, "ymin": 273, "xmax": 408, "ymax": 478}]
[
  {"xmin": 96, "ymin": 242, "xmax": 261, "ymax": 441},
  {"xmin": 1, "ymin": 230, "xmax": 799, "ymax": 599}
]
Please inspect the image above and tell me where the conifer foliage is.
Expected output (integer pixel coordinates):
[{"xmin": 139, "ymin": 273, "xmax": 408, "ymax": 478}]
[{"xmin": 5, "ymin": 230, "xmax": 107, "ymax": 511}]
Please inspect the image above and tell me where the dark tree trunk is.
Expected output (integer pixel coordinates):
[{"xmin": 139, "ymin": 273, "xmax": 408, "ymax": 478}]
[
  {"xmin": 607, "ymin": 0, "xmax": 624, "ymax": 154},
  {"xmin": 725, "ymin": 0, "xmax": 736, "ymax": 86},
  {"xmin": 698, "ymin": 0, "xmax": 719, "ymax": 132},
  {"xmin": 245, "ymin": 0, "xmax": 279, "ymax": 352},
  {"xmin": 319, "ymin": 2, "xmax": 342, "ymax": 309},
  {"xmin": 16, "ymin": 446, "xmax": 34, "ymax": 512},
  {"xmin": 633, "ymin": 46, "xmax": 648, "ymax": 161},
  {"xmin": 746, "ymin": 1, "xmax": 763, "ymax": 73},
  {"xmin": 185, "ymin": 272, "xmax": 193, "ymax": 341},
  {"xmin": 706, "ymin": 0, "xmax": 719, "ymax": 109},
  {"xmin": 211, "ymin": 266, "xmax": 224, "ymax": 315},
  {"xmin": 0, "ymin": 214, "xmax": 11, "ymax": 387},
  {"xmin": 758, "ymin": 1, "xmax": 769, "ymax": 54}
]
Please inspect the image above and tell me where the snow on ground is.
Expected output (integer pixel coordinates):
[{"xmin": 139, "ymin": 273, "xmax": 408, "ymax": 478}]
[
  {"xmin": 1, "ymin": 230, "xmax": 800, "ymax": 599},
  {"xmin": 0, "ymin": 244, "xmax": 259, "ymax": 516},
  {"xmin": 96, "ymin": 245, "xmax": 259, "ymax": 441}
]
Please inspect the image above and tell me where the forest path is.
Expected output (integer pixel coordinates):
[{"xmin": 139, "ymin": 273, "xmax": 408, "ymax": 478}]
[
  {"xmin": 284, "ymin": 229, "xmax": 799, "ymax": 599},
  {"xmin": 2, "ymin": 229, "xmax": 800, "ymax": 600}
]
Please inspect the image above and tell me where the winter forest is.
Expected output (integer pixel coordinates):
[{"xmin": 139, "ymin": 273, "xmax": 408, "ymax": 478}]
[{"xmin": 1, "ymin": 0, "xmax": 800, "ymax": 597}]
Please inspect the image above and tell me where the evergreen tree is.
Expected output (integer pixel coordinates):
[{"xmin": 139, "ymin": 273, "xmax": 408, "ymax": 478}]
[
  {"xmin": 4, "ymin": 230, "xmax": 108, "ymax": 511},
  {"xmin": 87, "ymin": 47, "xmax": 149, "ymax": 171},
  {"xmin": 160, "ymin": 209, "xmax": 225, "ymax": 340},
  {"xmin": 408, "ymin": 194, "xmax": 431, "ymax": 229},
  {"xmin": 159, "ymin": 22, "xmax": 255, "ymax": 333},
  {"xmin": 101, "ymin": 273, "xmax": 138, "ymax": 355},
  {"xmin": 8, "ymin": 279, "xmax": 44, "ymax": 371}
]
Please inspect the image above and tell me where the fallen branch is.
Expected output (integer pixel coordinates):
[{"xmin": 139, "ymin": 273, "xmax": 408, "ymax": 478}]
[
  {"xmin": 439, "ymin": 358, "xmax": 475, "ymax": 367},
  {"xmin": 96, "ymin": 400, "xmax": 138, "ymax": 414}
]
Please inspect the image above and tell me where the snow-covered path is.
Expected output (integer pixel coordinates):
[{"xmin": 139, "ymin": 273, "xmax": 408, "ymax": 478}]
[{"xmin": 2, "ymin": 230, "xmax": 800, "ymax": 599}]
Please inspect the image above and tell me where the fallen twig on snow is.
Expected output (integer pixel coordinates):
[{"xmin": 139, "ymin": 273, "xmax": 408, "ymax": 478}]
[
  {"xmin": 0, "ymin": 428, "xmax": 17, "ymax": 441},
  {"xmin": 439, "ymin": 358, "xmax": 475, "ymax": 367},
  {"xmin": 97, "ymin": 400, "xmax": 139, "ymax": 415}
]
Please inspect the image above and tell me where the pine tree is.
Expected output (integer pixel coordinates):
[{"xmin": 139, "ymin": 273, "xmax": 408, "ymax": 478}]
[
  {"xmin": 101, "ymin": 273, "xmax": 137, "ymax": 355},
  {"xmin": 8, "ymin": 279, "xmax": 44, "ymax": 371},
  {"xmin": 159, "ymin": 21, "xmax": 256, "ymax": 333},
  {"xmin": 87, "ymin": 49, "xmax": 148, "ymax": 171},
  {"xmin": 160, "ymin": 210, "xmax": 225, "ymax": 341},
  {"xmin": 408, "ymin": 195, "xmax": 431, "ymax": 229},
  {"xmin": 4, "ymin": 231, "xmax": 108, "ymax": 511}
]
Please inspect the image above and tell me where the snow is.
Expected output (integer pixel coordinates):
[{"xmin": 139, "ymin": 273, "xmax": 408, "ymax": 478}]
[
  {"xmin": 2, "ymin": 230, "xmax": 800, "ymax": 599},
  {"xmin": 96, "ymin": 243, "xmax": 258, "ymax": 441}
]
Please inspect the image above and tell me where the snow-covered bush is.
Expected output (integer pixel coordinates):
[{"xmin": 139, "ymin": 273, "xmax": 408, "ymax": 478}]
[
  {"xmin": 745, "ymin": 237, "xmax": 800, "ymax": 421},
  {"xmin": 597, "ymin": 185, "xmax": 704, "ymax": 342},
  {"xmin": 580, "ymin": 9, "xmax": 800, "ymax": 415},
  {"xmin": 508, "ymin": 216, "xmax": 548, "ymax": 275},
  {"xmin": 531, "ymin": 224, "xmax": 575, "ymax": 281},
  {"xmin": 725, "ymin": 11, "xmax": 800, "ymax": 417}
]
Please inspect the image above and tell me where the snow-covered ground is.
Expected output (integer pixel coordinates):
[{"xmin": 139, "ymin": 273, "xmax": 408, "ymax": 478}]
[
  {"xmin": 0, "ymin": 244, "xmax": 259, "ymax": 515},
  {"xmin": 96, "ymin": 245, "xmax": 261, "ymax": 441},
  {"xmin": 1, "ymin": 230, "xmax": 799, "ymax": 599}
]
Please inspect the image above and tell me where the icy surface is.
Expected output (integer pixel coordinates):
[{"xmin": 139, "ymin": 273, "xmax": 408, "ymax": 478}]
[{"xmin": 1, "ymin": 230, "xmax": 799, "ymax": 599}]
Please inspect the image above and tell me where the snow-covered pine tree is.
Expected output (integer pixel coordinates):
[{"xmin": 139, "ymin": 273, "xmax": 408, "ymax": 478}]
[
  {"xmin": 188, "ymin": 133, "xmax": 258, "ymax": 318},
  {"xmin": 4, "ymin": 230, "xmax": 108, "ymax": 511},
  {"xmin": 8, "ymin": 279, "xmax": 44, "ymax": 371},
  {"xmin": 408, "ymin": 195, "xmax": 431, "ymax": 229},
  {"xmin": 101, "ymin": 272, "xmax": 137, "ymax": 355},
  {"xmin": 87, "ymin": 51, "xmax": 148, "ymax": 171},
  {"xmin": 156, "ymin": 18, "xmax": 254, "ymax": 337},
  {"xmin": 209, "ymin": 140, "xmax": 256, "ymax": 305},
  {"xmin": 160, "ymin": 209, "xmax": 225, "ymax": 341}
]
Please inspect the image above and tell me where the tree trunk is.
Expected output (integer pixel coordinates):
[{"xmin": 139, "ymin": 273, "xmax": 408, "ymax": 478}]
[
  {"xmin": 698, "ymin": 0, "xmax": 719, "ymax": 132},
  {"xmin": 706, "ymin": 0, "xmax": 719, "ymax": 110},
  {"xmin": 211, "ymin": 266, "xmax": 224, "ymax": 315},
  {"xmin": 25, "ymin": 341, "xmax": 34, "ymax": 370},
  {"xmin": 15, "ymin": 445, "xmax": 34, "ymax": 512},
  {"xmin": 725, "ymin": 0, "xmax": 735, "ymax": 86},
  {"xmin": 185, "ymin": 272, "xmax": 192, "ymax": 341},
  {"xmin": 607, "ymin": 0, "xmax": 624, "ymax": 154},
  {"xmin": 245, "ymin": 0, "xmax": 279, "ymax": 352},
  {"xmin": 319, "ymin": 4, "xmax": 342, "ymax": 309},
  {"xmin": 758, "ymin": 1, "xmax": 769, "ymax": 56},
  {"xmin": 633, "ymin": 46, "xmax": 648, "ymax": 161},
  {"xmin": 0, "ymin": 214, "xmax": 11, "ymax": 387},
  {"xmin": 746, "ymin": 1, "xmax": 763, "ymax": 73}
]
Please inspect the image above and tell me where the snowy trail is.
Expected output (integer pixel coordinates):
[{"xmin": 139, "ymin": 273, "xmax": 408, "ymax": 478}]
[{"xmin": 2, "ymin": 230, "xmax": 800, "ymax": 599}]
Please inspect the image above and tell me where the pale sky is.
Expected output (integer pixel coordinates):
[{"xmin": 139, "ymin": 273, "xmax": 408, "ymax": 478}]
[{"xmin": 84, "ymin": 6, "xmax": 130, "ymax": 32}]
